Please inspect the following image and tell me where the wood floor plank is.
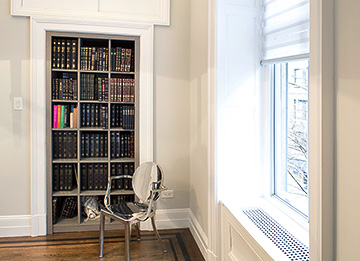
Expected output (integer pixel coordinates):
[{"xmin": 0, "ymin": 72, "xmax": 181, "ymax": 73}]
[{"xmin": 0, "ymin": 228, "xmax": 204, "ymax": 261}]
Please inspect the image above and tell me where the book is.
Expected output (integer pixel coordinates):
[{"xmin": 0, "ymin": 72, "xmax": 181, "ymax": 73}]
[
  {"xmin": 88, "ymin": 164, "xmax": 94, "ymax": 190},
  {"xmin": 71, "ymin": 39, "xmax": 77, "ymax": 70},
  {"xmin": 59, "ymin": 164, "xmax": 65, "ymax": 190},
  {"xmin": 110, "ymin": 164, "xmax": 116, "ymax": 189},
  {"xmin": 52, "ymin": 39, "xmax": 57, "ymax": 68},
  {"xmin": 94, "ymin": 163, "xmax": 99, "ymax": 190},
  {"xmin": 52, "ymin": 197, "xmax": 62, "ymax": 224},
  {"xmin": 53, "ymin": 164, "xmax": 60, "ymax": 191},
  {"xmin": 73, "ymin": 107, "xmax": 77, "ymax": 129},
  {"xmin": 60, "ymin": 106, "xmax": 65, "ymax": 128},
  {"xmin": 66, "ymin": 40, "xmax": 71, "ymax": 69},
  {"xmin": 53, "ymin": 105, "xmax": 58, "ymax": 128},
  {"xmin": 57, "ymin": 105, "xmax": 61, "ymax": 128},
  {"xmin": 70, "ymin": 105, "xmax": 74, "ymax": 129},
  {"xmin": 81, "ymin": 164, "xmax": 88, "ymax": 190}
]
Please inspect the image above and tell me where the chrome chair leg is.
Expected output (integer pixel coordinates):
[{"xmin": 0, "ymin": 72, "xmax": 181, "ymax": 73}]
[
  {"xmin": 99, "ymin": 212, "xmax": 105, "ymax": 257},
  {"xmin": 135, "ymin": 223, "xmax": 141, "ymax": 241},
  {"xmin": 124, "ymin": 222, "xmax": 131, "ymax": 261},
  {"xmin": 151, "ymin": 216, "xmax": 167, "ymax": 253}
]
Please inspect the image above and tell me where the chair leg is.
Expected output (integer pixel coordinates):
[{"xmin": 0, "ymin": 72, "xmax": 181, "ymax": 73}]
[
  {"xmin": 135, "ymin": 223, "xmax": 141, "ymax": 241},
  {"xmin": 124, "ymin": 222, "xmax": 131, "ymax": 261},
  {"xmin": 99, "ymin": 212, "xmax": 105, "ymax": 257},
  {"xmin": 151, "ymin": 216, "xmax": 167, "ymax": 253}
]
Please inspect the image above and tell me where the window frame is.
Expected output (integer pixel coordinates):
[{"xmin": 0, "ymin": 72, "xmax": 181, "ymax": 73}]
[{"xmin": 269, "ymin": 59, "xmax": 310, "ymax": 222}]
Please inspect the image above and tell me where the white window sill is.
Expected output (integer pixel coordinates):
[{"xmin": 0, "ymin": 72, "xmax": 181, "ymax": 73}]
[{"xmin": 224, "ymin": 197, "xmax": 309, "ymax": 260}]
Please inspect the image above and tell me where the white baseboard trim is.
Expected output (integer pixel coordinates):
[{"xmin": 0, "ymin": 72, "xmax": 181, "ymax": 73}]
[
  {"xmin": 141, "ymin": 208, "xmax": 209, "ymax": 260},
  {"xmin": 141, "ymin": 208, "xmax": 191, "ymax": 230},
  {"xmin": 188, "ymin": 209, "xmax": 210, "ymax": 260},
  {"xmin": 0, "ymin": 215, "xmax": 31, "ymax": 237},
  {"xmin": 31, "ymin": 214, "xmax": 47, "ymax": 237}
]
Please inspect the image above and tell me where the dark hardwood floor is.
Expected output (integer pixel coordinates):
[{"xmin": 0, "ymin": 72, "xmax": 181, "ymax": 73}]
[{"xmin": 0, "ymin": 228, "xmax": 204, "ymax": 260}]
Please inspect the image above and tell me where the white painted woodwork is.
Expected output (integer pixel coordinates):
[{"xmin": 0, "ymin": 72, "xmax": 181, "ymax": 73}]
[
  {"xmin": 30, "ymin": 16, "xmax": 154, "ymax": 236},
  {"xmin": 11, "ymin": 0, "xmax": 170, "ymax": 25}
]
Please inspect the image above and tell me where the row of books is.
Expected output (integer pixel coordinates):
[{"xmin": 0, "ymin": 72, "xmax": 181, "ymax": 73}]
[
  {"xmin": 53, "ymin": 105, "xmax": 78, "ymax": 129},
  {"xmin": 109, "ymin": 78, "xmax": 135, "ymax": 102},
  {"xmin": 52, "ymin": 38, "xmax": 78, "ymax": 70},
  {"xmin": 110, "ymin": 47, "xmax": 133, "ymax": 72},
  {"xmin": 80, "ymin": 47, "xmax": 109, "ymax": 71},
  {"xmin": 80, "ymin": 132, "xmax": 108, "ymax": 158},
  {"xmin": 53, "ymin": 131, "xmax": 78, "ymax": 159},
  {"xmin": 53, "ymin": 163, "xmax": 77, "ymax": 191},
  {"xmin": 110, "ymin": 105, "xmax": 135, "ymax": 129},
  {"xmin": 110, "ymin": 163, "xmax": 135, "ymax": 190},
  {"xmin": 52, "ymin": 196, "xmax": 78, "ymax": 224},
  {"xmin": 111, "ymin": 195, "xmax": 135, "ymax": 204},
  {"xmin": 80, "ymin": 74, "xmax": 109, "ymax": 101},
  {"xmin": 52, "ymin": 78, "xmax": 78, "ymax": 100},
  {"xmin": 110, "ymin": 132, "xmax": 135, "ymax": 159},
  {"xmin": 80, "ymin": 163, "xmax": 108, "ymax": 190},
  {"xmin": 81, "ymin": 104, "xmax": 108, "ymax": 128}
]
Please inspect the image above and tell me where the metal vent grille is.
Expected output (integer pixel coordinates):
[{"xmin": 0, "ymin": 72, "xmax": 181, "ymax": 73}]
[{"xmin": 242, "ymin": 208, "xmax": 309, "ymax": 261}]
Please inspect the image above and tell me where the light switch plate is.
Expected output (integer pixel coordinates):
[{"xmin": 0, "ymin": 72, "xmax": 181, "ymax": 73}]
[{"xmin": 14, "ymin": 97, "xmax": 23, "ymax": 111}]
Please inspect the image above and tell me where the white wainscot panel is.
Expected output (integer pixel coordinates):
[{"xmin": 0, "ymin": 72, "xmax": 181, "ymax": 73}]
[
  {"xmin": 100, "ymin": 0, "xmax": 161, "ymax": 16},
  {"xmin": 11, "ymin": 0, "xmax": 170, "ymax": 25},
  {"xmin": 22, "ymin": 0, "xmax": 98, "ymax": 12}
]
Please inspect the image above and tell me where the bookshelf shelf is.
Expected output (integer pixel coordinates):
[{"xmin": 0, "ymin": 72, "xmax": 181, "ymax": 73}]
[
  {"xmin": 111, "ymin": 190, "xmax": 135, "ymax": 195},
  {"xmin": 80, "ymin": 191, "xmax": 107, "ymax": 196},
  {"xmin": 47, "ymin": 32, "xmax": 139, "ymax": 234},
  {"xmin": 52, "ymin": 159, "xmax": 78, "ymax": 163},
  {"xmin": 52, "ymin": 69, "xmax": 78, "ymax": 72},
  {"xmin": 53, "ymin": 189, "xmax": 78, "ymax": 197}
]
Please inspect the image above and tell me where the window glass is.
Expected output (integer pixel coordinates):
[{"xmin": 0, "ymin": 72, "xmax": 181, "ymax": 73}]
[{"xmin": 274, "ymin": 60, "xmax": 309, "ymax": 217}]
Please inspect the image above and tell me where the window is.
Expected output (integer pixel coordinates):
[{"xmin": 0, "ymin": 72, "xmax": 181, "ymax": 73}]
[{"xmin": 273, "ymin": 59, "xmax": 309, "ymax": 217}]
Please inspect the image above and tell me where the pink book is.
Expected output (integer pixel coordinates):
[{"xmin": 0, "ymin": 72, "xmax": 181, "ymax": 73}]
[{"xmin": 53, "ymin": 105, "xmax": 58, "ymax": 128}]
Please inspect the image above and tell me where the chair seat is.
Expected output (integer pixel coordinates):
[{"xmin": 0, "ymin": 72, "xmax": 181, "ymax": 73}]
[{"xmin": 100, "ymin": 202, "xmax": 153, "ymax": 222}]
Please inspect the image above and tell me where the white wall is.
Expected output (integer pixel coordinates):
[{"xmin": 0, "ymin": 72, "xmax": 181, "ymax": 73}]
[
  {"xmin": 189, "ymin": 0, "xmax": 209, "ymax": 237},
  {"xmin": 335, "ymin": 0, "xmax": 360, "ymax": 259},
  {"xmin": 0, "ymin": 0, "xmax": 191, "ymax": 216},
  {"xmin": 154, "ymin": 0, "xmax": 191, "ymax": 209},
  {"xmin": 0, "ymin": 1, "xmax": 30, "ymax": 215}
]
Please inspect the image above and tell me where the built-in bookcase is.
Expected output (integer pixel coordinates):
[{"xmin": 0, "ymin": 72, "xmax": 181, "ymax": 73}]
[{"xmin": 46, "ymin": 32, "xmax": 140, "ymax": 233}]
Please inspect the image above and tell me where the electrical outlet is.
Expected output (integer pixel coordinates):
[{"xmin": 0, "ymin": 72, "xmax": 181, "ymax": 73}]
[{"xmin": 162, "ymin": 190, "xmax": 174, "ymax": 198}]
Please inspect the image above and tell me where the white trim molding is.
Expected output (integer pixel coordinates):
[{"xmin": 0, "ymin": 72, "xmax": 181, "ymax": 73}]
[
  {"xmin": 208, "ymin": 0, "xmax": 219, "ymax": 260},
  {"xmin": 189, "ymin": 209, "xmax": 210, "ymax": 260},
  {"xmin": 309, "ymin": 0, "xmax": 334, "ymax": 260},
  {"xmin": 0, "ymin": 215, "xmax": 32, "ymax": 237},
  {"xmin": 12, "ymin": 0, "xmax": 170, "ymax": 26},
  {"xmin": 30, "ymin": 16, "xmax": 154, "ymax": 236}
]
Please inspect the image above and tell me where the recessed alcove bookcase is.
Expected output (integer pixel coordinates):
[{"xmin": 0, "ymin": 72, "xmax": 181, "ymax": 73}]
[{"xmin": 30, "ymin": 17, "xmax": 155, "ymax": 235}]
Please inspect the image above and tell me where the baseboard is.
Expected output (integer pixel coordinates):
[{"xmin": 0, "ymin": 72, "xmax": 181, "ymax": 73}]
[
  {"xmin": 141, "ymin": 208, "xmax": 191, "ymax": 230},
  {"xmin": 0, "ymin": 215, "xmax": 31, "ymax": 237},
  {"xmin": 141, "ymin": 208, "xmax": 209, "ymax": 260},
  {"xmin": 188, "ymin": 209, "xmax": 210, "ymax": 260}
]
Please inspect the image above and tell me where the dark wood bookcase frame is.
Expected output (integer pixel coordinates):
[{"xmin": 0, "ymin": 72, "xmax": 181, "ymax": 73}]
[{"xmin": 46, "ymin": 31, "xmax": 140, "ymax": 233}]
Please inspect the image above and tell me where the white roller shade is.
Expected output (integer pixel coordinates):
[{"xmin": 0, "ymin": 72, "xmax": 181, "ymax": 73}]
[{"xmin": 262, "ymin": 0, "xmax": 309, "ymax": 61}]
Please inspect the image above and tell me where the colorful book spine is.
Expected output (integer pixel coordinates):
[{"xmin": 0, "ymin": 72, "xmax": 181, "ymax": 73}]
[
  {"xmin": 53, "ymin": 105, "xmax": 58, "ymax": 128},
  {"xmin": 57, "ymin": 105, "xmax": 61, "ymax": 128},
  {"xmin": 60, "ymin": 105, "xmax": 65, "ymax": 128}
]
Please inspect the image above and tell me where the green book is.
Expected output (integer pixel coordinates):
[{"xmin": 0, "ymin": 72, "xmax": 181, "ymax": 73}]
[{"xmin": 60, "ymin": 105, "xmax": 64, "ymax": 128}]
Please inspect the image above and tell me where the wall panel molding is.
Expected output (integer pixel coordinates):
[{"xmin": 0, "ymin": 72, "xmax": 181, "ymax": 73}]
[{"xmin": 12, "ymin": 0, "xmax": 170, "ymax": 25}]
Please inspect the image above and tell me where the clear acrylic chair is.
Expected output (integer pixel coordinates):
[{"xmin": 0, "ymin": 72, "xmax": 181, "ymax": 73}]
[{"xmin": 99, "ymin": 162, "xmax": 167, "ymax": 260}]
